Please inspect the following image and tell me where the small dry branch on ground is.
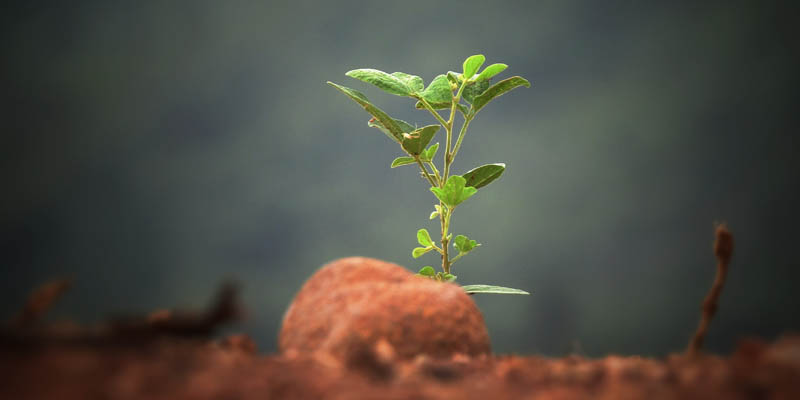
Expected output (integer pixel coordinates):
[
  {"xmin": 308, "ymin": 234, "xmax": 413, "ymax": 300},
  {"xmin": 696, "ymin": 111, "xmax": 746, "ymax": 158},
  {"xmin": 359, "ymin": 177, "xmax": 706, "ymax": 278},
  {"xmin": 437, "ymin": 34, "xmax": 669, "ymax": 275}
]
[{"xmin": 687, "ymin": 223, "xmax": 734, "ymax": 356}]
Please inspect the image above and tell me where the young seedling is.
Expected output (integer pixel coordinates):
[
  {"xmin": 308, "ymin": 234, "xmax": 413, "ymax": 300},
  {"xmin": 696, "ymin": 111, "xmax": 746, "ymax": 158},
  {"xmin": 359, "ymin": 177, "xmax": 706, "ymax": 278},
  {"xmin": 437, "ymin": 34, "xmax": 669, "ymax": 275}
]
[{"xmin": 328, "ymin": 54, "xmax": 530, "ymax": 295}]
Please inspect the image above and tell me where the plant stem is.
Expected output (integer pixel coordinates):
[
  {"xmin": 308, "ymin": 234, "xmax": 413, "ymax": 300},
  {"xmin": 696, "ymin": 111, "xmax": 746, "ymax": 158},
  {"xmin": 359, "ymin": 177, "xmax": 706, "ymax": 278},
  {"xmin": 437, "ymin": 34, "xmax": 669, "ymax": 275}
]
[
  {"xmin": 438, "ymin": 81, "xmax": 468, "ymax": 275},
  {"xmin": 427, "ymin": 161, "xmax": 441, "ymax": 183},
  {"xmin": 448, "ymin": 82, "xmax": 467, "ymax": 127},
  {"xmin": 440, "ymin": 207, "xmax": 452, "ymax": 274},
  {"xmin": 442, "ymin": 81, "xmax": 467, "ymax": 187},
  {"xmin": 414, "ymin": 157, "xmax": 438, "ymax": 187},
  {"xmin": 417, "ymin": 97, "xmax": 449, "ymax": 127},
  {"xmin": 451, "ymin": 113, "xmax": 473, "ymax": 159}
]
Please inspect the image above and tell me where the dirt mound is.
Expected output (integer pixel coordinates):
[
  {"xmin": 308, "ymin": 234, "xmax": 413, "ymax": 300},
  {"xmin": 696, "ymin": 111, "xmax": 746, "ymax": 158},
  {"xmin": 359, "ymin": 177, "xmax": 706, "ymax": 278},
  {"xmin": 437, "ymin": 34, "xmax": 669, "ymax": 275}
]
[{"xmin": 279, "ymin": 257, "xmax": 490, "ymax": 360}]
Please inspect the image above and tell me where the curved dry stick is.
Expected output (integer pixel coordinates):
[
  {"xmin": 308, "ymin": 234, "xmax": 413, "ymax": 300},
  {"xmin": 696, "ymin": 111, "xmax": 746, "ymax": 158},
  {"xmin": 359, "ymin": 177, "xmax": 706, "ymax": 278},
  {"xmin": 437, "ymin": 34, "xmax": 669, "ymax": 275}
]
[
  {"xmin": 12, "ymin": 279, "xmax": 72, "ymax": 328},
  {"xmin": 687, "ymin": 224, "xmax": 734, "ymax": 356}
]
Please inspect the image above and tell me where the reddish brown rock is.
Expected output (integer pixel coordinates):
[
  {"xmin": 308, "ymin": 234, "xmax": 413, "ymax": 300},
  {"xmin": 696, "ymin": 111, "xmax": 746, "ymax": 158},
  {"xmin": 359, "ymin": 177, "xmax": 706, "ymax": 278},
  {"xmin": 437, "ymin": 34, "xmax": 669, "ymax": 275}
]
[{"xmin": 279, "ymin": 257, "xmax": 491, "ymax": 360}]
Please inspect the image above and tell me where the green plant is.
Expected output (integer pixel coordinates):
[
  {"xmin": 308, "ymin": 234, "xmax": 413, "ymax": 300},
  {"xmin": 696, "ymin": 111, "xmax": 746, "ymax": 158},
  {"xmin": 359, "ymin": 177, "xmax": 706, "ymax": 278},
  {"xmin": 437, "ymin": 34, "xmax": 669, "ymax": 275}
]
[{"xmin": 328, "ymin": 54, "xmax": 530, "ymax": 295}]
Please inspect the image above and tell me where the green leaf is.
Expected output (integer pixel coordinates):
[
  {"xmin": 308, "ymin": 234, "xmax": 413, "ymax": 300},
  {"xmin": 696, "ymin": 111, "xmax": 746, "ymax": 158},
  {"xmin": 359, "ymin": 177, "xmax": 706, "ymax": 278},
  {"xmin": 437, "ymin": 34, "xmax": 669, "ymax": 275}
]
[
  {"xmin": 461, "ymin": 285, "xmax": 530, "ymax": 295},
  {"xmin": 346, "ymin": 69, "xmax": 415, "ymax": 96},
  {"xmin": 454, "ymin": 234, "xmax": 479, "ymax": 254},
  {"xmin": 418, "ymin": 74, "xmax": 452, "ymax": 107},
  {"xmin": 462, "ymin": 163, "xmax": 506, "ymax": 189},
  {"xmin": 328, "ymin": 82, "xmax": 406, "ymax": 142},
  {"xmin": 472, "ymin": 76, "xmax": 531, "ymax": 114},
  {"xmin": 429, "ymin": 175, "xmax": 477, "ymax": 208},
  {"xmin": 421, "ymin": 142, "xmax": 439, "ymax": 162},
  {"xmin": 430, "ymin": 204, "xmax": 442, "ymax": 220},
  {"xmin": 368, "ymin": 117, "xmax": 415, "ymax": 141},
  {"xmin": 390, "ymin": 72, "xmax": 424, "ymax": 93},
  {"xmin": 442, "ymin": 273, "xmax": 457, "ymax": 282},
  {"xmin": 417, "ymin": 229, "xmax": 433, "ymax": 247},
  {"xmin": 445, "ymin": 71, "xmax": 490, "ymax": 104},
  {"xmin": 412, "ymin": 247, "xmax": 432, "ymax": 258},
  {"xmin": 462, "ymin": 54, "xmax": 486, "ymax": 80},
  {"xmin": 390, "ymin": 157, "xmax": 416, "ymax": 168},
  {"xmin": 463, "ymin": 80, "xmax": 490, "ymax": 104},
  {"xmin": 417, "ymin": 266, "xmax": 436, "ymax": 277},
  {"xmin": 401, "ymin": 125, "xmax": 439, "ymax": 156},
  {"xmin": 475, "ymin": 63, "xmax": 507, "ymax": 82},
  {"xmin": 446, "ymin": 71, "xmax": 461, "ymax": 87}
]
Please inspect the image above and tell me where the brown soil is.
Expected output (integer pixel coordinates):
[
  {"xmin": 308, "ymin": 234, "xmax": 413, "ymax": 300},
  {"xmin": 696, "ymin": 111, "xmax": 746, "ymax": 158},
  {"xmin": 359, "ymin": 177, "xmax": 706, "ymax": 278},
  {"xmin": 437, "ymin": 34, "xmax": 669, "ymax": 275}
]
[
  {"xmin": 2, "ymin": 334, "xmax": 799, "ymax": 399},
  {"xmin": 2, "ymin": 256, "xmax": 799, "ymax": 399}
]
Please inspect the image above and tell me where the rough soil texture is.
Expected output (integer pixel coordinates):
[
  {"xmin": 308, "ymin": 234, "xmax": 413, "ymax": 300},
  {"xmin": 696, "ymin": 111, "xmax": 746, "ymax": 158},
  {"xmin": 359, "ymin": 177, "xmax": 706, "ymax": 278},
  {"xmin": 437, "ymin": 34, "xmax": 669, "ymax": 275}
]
[
  {"xmin": 2, "ymin": 257, "xmax": 799, "ymax": 399},
  {"xmin": 279, "ymin": 257, "xmax": 491, "ymax": 360},
  {"xmin": 2, "ymin": 334, "xmax": 800, "ymax": 399}
]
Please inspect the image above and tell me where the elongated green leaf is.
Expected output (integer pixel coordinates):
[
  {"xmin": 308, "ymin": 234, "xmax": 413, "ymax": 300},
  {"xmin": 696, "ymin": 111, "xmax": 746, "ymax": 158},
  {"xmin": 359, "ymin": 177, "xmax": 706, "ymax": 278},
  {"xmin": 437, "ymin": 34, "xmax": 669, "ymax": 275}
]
[
  {"xmin": 454, "ymin": 234, "xmax": 479, "ymax": 254},
  {"xmin": 462, "ymin": 54, "xmax": 485, "ymax": 80},
  {"xmin": 475, "ymin": 63, "xmax": 507, "ymax": 82},
  {"xmin": 417, "ymin": 229, "xmax": 433, "ymax": 247},
  {"xmin": 328, "ymin": 82, "xmax": 405, "ymax": 142},
  {"xmin": 369, "ymin": 117, "xmax": 415, "ymax": 142},
  {"xmin": 421, "ymin": 142, "xmax": 439, "ymax": 162},
  {"xmin": 462, "ymin": 285, "xmax": 530, "ymax": 295},
  {"xmin": 368, "ymin": 117, "xmax": 415, "ymax": 134},
  {"xmin": 462, "ymin": 163, "xmax": 506, "ymax": 189},
  {"xmin": 402, "ymin": 125, "xmax": 439, "ymax": 155},
  {"xmin": 417, "ymin": 266, "xmax": 436, "ymax": 277},
  {"xmin": 430, "ymin": 175, "xmax": 477, "ymax": 208},
  {"xmin": 391, "ymin": 157, "xmax": 416, "ymax": 168},
  {"xmin": 412, "ymin": 247, "xmax": 432, "ymax": 258},
  {"xmin": 391, "ymin": 72, "xmax": 424, "ymax": 93},
  {"xmin": 346, "ymin": 69, "xmax": 414, "ymax": 96},
  {"xmin": 472, "ymin": 76, "xmax": 531, "ymax": 113},
  {"xmin": 419, "ymin": 74, "xmax": 452, "ymax": 107},
  {"xmin": 414, "ymin": 100, "xmax": 435, "ymax": 110}
]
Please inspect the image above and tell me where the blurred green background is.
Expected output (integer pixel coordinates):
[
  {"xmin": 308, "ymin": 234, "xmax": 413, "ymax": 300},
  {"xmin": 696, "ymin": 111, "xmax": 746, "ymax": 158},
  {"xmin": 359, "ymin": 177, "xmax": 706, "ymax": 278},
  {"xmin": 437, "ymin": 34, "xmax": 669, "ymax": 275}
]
[{"xmin": 2, "ymin": 0, "xmax": 799, "ymax": 356}]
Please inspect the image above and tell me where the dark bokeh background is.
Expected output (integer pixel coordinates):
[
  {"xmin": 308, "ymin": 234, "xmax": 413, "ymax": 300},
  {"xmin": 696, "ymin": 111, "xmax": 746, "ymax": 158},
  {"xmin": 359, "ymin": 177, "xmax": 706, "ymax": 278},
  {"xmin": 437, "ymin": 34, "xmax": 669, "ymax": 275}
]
[{"xmin": 2, "ymin": 1, "xmax": 799, "ymax": 357}]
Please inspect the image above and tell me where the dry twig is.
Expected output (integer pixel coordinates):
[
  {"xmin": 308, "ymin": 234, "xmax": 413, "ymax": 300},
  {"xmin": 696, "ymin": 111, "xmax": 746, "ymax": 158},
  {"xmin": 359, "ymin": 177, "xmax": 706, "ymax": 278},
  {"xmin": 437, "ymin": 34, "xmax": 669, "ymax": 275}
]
[
  {"xmin": 112, "ymin": 282, "xmax": 242, "ymax": 337},
  {"xmin": 11, "ymin": 279, "xmax": 72, "ymax": 328},
  {"xmin": 688, "ymin": 224, "xmax": 734, "ymax": 356}
]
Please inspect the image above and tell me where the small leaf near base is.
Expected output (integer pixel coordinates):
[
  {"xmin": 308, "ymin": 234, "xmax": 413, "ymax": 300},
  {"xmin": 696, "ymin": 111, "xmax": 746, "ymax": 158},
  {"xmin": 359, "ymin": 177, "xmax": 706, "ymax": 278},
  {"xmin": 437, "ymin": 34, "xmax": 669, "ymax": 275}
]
[{"xmin": 461, "ymin": 284, "xmax": 530, "ymax": 295}]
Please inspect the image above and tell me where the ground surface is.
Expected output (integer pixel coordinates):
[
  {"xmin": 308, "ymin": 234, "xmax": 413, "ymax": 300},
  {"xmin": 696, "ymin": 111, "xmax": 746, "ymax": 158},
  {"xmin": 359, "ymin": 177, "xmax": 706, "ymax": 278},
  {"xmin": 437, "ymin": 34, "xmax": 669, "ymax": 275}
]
[
  {"xmin": 2, "ymin": 333, "xmax": 800, "ymax": 399},
  {"xmin": 3, "ymin": 255, "xmax": 798, "ymax": 399}
]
